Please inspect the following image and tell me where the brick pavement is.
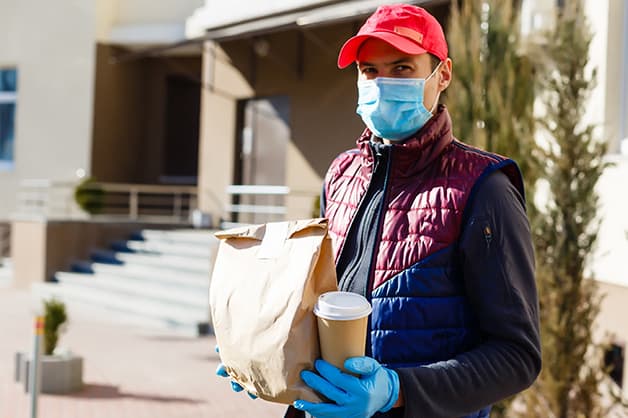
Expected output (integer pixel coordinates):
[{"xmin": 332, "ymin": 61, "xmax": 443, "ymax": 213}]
[{"xmin": 0, "ymin": 288, "xmax": 287, "ymax": 418}]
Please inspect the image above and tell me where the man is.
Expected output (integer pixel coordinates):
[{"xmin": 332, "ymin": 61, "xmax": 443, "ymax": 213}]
[{"xmin": 220, "ymin": 4, "xmax": 541, "ymax": 418}]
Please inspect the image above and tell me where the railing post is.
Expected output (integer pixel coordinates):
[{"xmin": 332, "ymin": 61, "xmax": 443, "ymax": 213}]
[
  {"xmin": 173, "ymin": 192, "xmax": 183, "ymax": 221},
  {"xmin": 65, "ymin": 184, "xmax": 73, "ymax": 218},
  {"xmin": 130, "ymin": 189, "xmax": 139, "ymax": 220},
  {"xmin": 39, "ymin": 187, "xmax": 49, "ymax": 217}
]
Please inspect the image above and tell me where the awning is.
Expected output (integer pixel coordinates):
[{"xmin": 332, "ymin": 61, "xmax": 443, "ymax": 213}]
[
  {"xmin": 203, "ymin": 0, "xmax": 438, "ymax": 42},
  {"xmin": 107, "ymin": 23, "xmax": 187, "ymax": 47},
  {"xmin": 111, "ymin": 0, "xmax": 441, "ymax": 63}
]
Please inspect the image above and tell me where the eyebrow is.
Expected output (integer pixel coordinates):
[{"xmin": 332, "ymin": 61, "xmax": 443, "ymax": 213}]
[{"xmin": 358, "ymin": 58, "xmax": 413, "ymax": 67}]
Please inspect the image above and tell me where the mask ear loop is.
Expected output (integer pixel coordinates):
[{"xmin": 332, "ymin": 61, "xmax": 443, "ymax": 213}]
[{"xmin": 426, "ymin": 61, "xmax": 444, "ymax": 114}]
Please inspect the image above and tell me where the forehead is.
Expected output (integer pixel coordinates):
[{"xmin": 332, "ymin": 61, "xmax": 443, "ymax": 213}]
[{"xmin": 356, "ymin": 38, "xmax": 429, "ymax": 65}]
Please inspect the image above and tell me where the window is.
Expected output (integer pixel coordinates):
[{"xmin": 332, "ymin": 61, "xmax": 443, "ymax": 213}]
[
  {"xmin": 0, "ymin": 68, "xmax": 17, "ymax": 169},
  {"xmin": 604, "ymin": 342, "xmax": 625, "ymax": 388}
]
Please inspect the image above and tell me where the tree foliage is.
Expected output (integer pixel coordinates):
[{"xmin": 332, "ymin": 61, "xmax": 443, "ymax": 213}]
[
  {"xmin": 521, "ymin": 1, "xmax": 612, "ymax": 416},
  {"xmin": 448, "ymin": 0, "xmax": 623, "ymax": 416},
  {"xmin": 447, "ymin": 0, "xmax": 539, "ymax": 198}
]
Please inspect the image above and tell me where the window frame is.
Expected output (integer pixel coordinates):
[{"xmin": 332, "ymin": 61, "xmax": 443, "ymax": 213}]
[{"xmin": 0, "ymin": 67, "xmax": 18, "ymax": 171}]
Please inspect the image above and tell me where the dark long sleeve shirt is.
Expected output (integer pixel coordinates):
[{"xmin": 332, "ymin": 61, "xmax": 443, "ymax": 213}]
[
  {"xmin": 392, "ymin": 170, "xmax": 541, "ymax": 418},
  {"xmin": 318, "ymin": 147, "xmax": 540, "ymax": 418}
]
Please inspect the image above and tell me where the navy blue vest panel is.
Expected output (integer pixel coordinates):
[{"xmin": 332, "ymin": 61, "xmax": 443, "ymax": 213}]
[{"xmin": 370, "ymin": 246, "xmax": 482, "ymax": 368}]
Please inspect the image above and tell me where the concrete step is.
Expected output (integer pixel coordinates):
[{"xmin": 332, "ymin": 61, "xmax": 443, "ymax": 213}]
[
  {"xmin": 90, "ymin": 249, "xmax": 124, "ymax": 265},
  {"xmin": 70, "ymin": 260, "xmax": 96, "ymax": 274},
  {"xmin": 89, "ymin": 262, "xmax": 210, "ymax": 290},
  {"xmin": 0, "ymin": 258, "xmax": 12, "ymax": 288},
  {"xmin": 32, "ymin": 282, "xmax": 209, "ymax": 336},
  {"xmin": 114, "ymin": 252, "xmax": 212, "ymax": 274},
  {"xmin": 46, "ymin": 228, "xmax": 219, "ymax": 336},
  {"xmin": 124, "ymin": 240, "xmax": 212, "ymax": 259},
  {"xmin": 55, "ymin": 272, "xmax": 209, "ymax": 309},
  {"xmin": 109, "ymin": 240, "xmax": 137, "ymax": 253},
  {"xmin": 138, "ymin": 229, "xmax": 219, "ymax": 247}
]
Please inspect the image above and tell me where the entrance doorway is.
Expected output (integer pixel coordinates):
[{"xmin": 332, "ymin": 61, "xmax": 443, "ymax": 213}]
[
  {"xmin": 162, "ymin": 74, "xmax": 201, "ymax": 185},
  {"xmin": 233, "ymin": 96, "xmax": 290, "ymax": 224}
]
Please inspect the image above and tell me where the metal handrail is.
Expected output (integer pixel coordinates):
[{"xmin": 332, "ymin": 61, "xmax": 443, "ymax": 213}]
[
  {"xmin": 223, "ymin": 184, "xmax": 290, "ymax": 228},
  {"xmin": 16, "ymin": 179, "xmax": 198, "ymax": 222},
  {"xmin": 95, "ymin": 183, "xmax": 198, "ymax": 221}
]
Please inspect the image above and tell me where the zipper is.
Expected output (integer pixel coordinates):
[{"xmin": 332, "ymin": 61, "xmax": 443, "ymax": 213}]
[
  {"xmin": 334, "ymin": 141, "xmax": 380, "ymax": 270},
  {"xmin": 483, "ymin": 224, "xmax": 493, "ymax": 249},
  {"xmin": 365, "ymin": 146, "xmax": 392, "ymax": 303},
  {"xmin": 364, "ymin": 145, "xmax": 393, "ymax": 358}
]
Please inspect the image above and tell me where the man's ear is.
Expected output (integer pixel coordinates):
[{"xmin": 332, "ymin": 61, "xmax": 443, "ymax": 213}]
[{"xmin": 438, "ymin": 58, "xmax": 453, "ymax": 91}]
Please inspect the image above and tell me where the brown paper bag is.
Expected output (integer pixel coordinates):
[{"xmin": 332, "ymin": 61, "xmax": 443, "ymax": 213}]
[{"xmin": 210, "ymin": 218, "xmax": 338, "ymax": 404}]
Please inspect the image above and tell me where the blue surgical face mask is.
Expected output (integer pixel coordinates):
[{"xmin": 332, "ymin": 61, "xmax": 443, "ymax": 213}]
[{"xmin": 356, "ymin": 64, "xmax": 441, "ymax": 141}]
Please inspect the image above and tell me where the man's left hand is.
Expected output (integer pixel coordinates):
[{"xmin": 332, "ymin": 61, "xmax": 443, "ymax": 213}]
[{"xmin": 293, "ymin": 357, "xmax": 400, "ymax": 418}]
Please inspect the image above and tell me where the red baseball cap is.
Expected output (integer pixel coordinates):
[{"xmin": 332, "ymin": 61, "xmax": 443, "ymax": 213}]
[{"xmin": 337, "ymin": 4, "xmax": 448, "ymax": 69}]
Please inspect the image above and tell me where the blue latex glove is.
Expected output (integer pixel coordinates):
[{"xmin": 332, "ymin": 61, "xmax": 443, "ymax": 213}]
[
  {"xmin": 214, "ymin": 345, "xmax": 257, "ymax": 399},
  {"xmin": 293, "ymin": 357, "xmax": 400, "ymax": 418}
]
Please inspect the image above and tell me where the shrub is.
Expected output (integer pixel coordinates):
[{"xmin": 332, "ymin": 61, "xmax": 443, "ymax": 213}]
[
  {"xmin": 74, "ymin": 177, "xmax": 105, "ymax": 215},
  {"xmin": 43, "ymin": 298, "xmax": 68, "ymax": 356}
]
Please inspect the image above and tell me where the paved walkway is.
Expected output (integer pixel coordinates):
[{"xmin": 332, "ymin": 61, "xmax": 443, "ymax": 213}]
[{"xmin": 0, "ymin": 287, "xmax": 287, "ymax": 418}]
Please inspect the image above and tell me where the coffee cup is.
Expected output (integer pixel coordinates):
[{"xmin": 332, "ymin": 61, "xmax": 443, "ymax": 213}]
[{"xmin": 313, "ymin": 291, "xmax": 372, "ymax": 372}]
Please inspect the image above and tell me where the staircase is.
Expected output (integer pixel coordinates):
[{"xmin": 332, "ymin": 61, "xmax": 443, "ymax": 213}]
[{"xmin": 32, "ymin": 229, "xmax": 219, "ymax": 336}]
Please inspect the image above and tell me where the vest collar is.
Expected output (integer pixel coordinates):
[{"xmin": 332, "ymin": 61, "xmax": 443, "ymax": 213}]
[{"xmin": 357, "ymin": 105, "xmax": 454, "ymax": 176}]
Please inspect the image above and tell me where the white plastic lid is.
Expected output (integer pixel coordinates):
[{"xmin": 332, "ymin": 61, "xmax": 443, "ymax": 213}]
[{"xmin": 313, "ymin": 291, "xmax": 372, "ymax": 321}]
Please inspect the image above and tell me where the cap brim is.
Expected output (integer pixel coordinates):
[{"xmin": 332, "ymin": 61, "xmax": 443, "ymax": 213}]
[{"xmin": 337, "ymin": 31, "xmax": 428, "ymax": 69}]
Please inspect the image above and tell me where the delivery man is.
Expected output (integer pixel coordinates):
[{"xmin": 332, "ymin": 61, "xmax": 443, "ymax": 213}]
[{"xmin": 220, "ymin": 4, "xmax": 541, "ymax": 418}]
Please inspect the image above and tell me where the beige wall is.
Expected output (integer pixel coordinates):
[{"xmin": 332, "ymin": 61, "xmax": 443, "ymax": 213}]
[
  {"xmin": 116, "ymin": 0, "xmax": 204, "ymax": 25},
  {"xmin": 197, "ymin": 42, "xmax": 253, "ymax": 216},
  {"xmin": 10, "ymin": 220, "xmax": 46, "ymax": 288},
  {"xmin": 97, "ymin": 0, "xmax": 204, "ymax": 43},
  {"xmin": 603, "ymin": 0, "xmax": 625, "ymax": 153},
  {"xmin": 198, "ymin": 23, "xmax": 366, "ymax": 223},
  {"xmin": 0, "ymin": 0, "xmax": 100, "ymax": 219},
  {"xmin": 596, "ymin": 281, "xmax": 628, "ymax": 397},
  {"xmin": 591, "ymin": 158, "xmax": 628, "ymax": 286}
]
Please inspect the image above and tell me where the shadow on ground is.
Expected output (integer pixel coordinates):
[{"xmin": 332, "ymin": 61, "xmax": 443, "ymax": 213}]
[{"xmin": 61, "ymin": 383, "xmax": 205, "ymax": 404}]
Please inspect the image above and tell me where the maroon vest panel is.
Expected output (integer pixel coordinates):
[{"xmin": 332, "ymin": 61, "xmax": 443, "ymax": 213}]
[{"xmin": 324, "ymin": 107, "xmax": 522, "ymax": 290}]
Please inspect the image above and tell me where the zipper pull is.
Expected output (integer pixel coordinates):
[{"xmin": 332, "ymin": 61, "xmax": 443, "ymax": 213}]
[{"xmin": 483, "ymin": 225, "xmax": 493, "ymax": 249}]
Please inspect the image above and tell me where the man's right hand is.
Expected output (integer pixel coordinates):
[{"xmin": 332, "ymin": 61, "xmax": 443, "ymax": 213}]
[{"xmin": 214, "ymin": 346, "xmax": 258, "ymax": 399}]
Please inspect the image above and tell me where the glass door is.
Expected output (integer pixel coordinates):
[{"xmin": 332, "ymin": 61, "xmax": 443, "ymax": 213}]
[{"xmin": 234, "ymin": 96, "xmax": 290, "ymax": 224}]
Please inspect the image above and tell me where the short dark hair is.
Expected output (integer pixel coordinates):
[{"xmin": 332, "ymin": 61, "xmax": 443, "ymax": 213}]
[{"xmin": 429, "ymin": 53, "xmax": 442, "ymax": 71}]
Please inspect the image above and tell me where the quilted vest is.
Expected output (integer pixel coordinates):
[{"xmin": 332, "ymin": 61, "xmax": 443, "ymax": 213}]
[{"xmin": 324, "ymin": 106, "xmax": 523, "ymax": 370}]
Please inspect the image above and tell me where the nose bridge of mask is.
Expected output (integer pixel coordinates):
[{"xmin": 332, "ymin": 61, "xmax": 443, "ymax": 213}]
[{"xmin": 374, "ymin": 77, "xmax": 424, "ymax": 102}]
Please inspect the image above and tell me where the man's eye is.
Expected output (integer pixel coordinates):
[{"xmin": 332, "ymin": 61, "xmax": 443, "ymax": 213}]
[
  {"xmin": 394, "ymin": 65, "xmax": 411, "ymax": 72},
  {"xmin": 361, "ymin": 67, "xmax": 377, "ymax": 74}
]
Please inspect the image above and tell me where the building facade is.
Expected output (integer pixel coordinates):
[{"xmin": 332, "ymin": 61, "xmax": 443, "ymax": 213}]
[
  {"xmin": 0, "ymin": 0, "xmax": 204, "ymax": 219},
  {"xmin": 1, "ymin": 0, "xmax": 626, "ymax": 396}
]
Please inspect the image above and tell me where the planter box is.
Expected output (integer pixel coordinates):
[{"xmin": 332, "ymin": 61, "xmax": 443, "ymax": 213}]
[{"xmin": 15, "ymin": 351, "xmax": 83, "ymax": 394}]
